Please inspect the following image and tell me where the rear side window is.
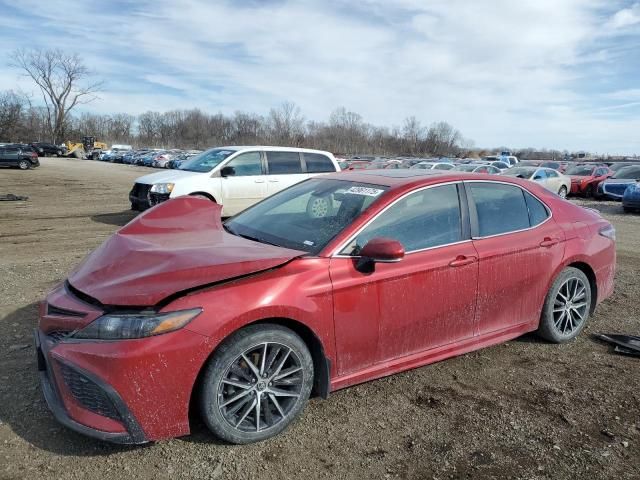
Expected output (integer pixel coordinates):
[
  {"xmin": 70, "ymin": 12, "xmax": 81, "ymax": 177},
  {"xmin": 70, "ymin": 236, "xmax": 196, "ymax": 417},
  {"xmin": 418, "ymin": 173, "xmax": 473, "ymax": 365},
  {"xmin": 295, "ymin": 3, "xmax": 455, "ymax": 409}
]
[
  {"xmin": 469, "ymin": 183, "xmax": 530, "ymax": 237},
  {"xmin": 266, "ymin": 151, "xmax": 303, "ymax": 174},
  {"xmin": 304, "ymin": 153, "xmax": 335, "ymax": 173},
  {"xmin": 523, "ymin": 191, "xmax": 549, "ymax": 226},
  {"xmin": 547, "ymin": 170, "xmax": 559, "ymax": 178}
]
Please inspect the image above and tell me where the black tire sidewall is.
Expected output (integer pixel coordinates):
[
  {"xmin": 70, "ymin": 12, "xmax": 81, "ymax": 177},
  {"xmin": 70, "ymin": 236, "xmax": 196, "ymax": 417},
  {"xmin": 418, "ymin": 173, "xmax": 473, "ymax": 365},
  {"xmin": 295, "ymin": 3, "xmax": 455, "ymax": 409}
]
[
  {"xmin": 538, "ymin": 267, "xmax": 592, "ymax": 343},
  {"xmin": 559, "ymin": 186, "xmax": 568, "ymax": 198},
  {"xmin": 200, "ymin": 324, "xmax": 314, "ymax": 444}
]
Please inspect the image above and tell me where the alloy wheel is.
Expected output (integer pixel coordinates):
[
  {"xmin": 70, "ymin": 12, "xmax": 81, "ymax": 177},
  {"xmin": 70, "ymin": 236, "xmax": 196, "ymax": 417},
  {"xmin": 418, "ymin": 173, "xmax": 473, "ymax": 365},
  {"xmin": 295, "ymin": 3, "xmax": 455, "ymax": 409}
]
[
  {"xmin": 558, "ymin": 186, "xmax": 568, "ymax": 199},
  {"xmin": 552, "ymin": 277, "xmax": 588, "ymax": 336},
  {"xmin": 217, "ymin": 342, "xmax": 304, "ymax": 433}
]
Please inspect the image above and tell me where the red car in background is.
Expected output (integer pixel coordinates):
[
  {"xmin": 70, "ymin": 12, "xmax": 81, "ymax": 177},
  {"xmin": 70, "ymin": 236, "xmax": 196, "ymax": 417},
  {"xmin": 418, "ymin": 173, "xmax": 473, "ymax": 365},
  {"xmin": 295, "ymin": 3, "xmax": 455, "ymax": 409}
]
[
  {"xmin": 36, "ymin": 170, "xmax": 616, "ymax": 445},
  {"xmin": 566, "ymin": 164, "xmax": 613, "ymax": 197}
]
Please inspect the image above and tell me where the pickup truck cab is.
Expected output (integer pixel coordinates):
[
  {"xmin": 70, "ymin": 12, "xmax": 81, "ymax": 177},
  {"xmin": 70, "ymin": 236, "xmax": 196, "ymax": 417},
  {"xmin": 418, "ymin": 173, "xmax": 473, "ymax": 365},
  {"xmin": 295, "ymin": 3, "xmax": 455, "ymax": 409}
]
[{"xmin": 130, "ymin": 146, "xmax": 340, "ymax": 216}]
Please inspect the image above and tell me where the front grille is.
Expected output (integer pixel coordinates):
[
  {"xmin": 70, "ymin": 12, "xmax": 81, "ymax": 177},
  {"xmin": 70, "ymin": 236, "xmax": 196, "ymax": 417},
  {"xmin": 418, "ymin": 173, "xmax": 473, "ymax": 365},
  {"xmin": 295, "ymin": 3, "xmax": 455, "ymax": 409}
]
[
  {"xmin": 60, "ymin": 363, "xmax": 121, "ymax": 421},
  {"xmin": 130, "ymin": 183, "xmax": 151, "ymax": 201},
  {"xmin": 47, "ymin": 330, "xmax": 71, "ymax": 342},
  {"xmin": 47, "ymin": 304, "xmax": 86, "ymax": 318},
  {"xmin": 149, "ymin": 192, "xmax": 170, "ymax": 206}
]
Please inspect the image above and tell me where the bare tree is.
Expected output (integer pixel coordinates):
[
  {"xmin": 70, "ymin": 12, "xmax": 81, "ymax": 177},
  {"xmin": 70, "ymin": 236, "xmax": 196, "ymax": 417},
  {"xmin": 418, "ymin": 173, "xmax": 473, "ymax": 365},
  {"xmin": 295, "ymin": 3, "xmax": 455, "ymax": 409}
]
[{"xmin": 10, "ymin": 48, "xmax": 103, "ymax": 143}]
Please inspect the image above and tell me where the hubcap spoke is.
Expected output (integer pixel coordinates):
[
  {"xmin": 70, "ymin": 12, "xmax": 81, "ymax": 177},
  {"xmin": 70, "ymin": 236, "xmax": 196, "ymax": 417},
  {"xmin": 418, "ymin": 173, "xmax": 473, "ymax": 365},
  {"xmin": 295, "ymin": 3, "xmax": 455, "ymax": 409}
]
[
  {"xmin": 553, "ymin": 277, "xmax": 588, "ymax": 336},
  {"xmin": 219, "ymin": 342, "xmax": 303, "ymax": 433}
]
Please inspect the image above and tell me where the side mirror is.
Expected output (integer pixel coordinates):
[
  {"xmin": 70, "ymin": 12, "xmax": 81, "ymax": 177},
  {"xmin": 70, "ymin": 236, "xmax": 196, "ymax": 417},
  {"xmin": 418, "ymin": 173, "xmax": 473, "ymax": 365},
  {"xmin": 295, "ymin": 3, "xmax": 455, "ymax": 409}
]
[
  {"xmin": 220, "ymin": 166, "xmax": 235, "ymax": 177},
  {"xmin": 355, "ymin": 237, "xmax": 405, "ymax": 273}
]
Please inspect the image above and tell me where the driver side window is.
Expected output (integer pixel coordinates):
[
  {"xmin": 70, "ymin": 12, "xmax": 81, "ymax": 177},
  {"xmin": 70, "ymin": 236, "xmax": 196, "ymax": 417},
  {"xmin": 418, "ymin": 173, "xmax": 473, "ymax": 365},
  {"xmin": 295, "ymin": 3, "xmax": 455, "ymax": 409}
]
[
  {"xmin": 341, "ymin": 184, "xmax": 463, "ymax": 255},
  {"xmin": 224, "ymin": 152, "xmax": 262, "ymax": 176}
]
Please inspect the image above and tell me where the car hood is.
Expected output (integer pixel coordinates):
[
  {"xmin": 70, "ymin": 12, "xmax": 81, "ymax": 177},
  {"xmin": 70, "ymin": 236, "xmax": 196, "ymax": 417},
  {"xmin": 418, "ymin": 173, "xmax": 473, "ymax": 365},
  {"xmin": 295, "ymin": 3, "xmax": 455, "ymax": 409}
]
[
  {"xmin": 68, "ymin": 197, "xmax": 306, "ymax": 307},
  {"xmin": 570, "ymin": 175, "xmax": 590, "ymax": 181},
  {"xmin": 135, "ymin": 169, "xmax": 204, "ymax": 185}
]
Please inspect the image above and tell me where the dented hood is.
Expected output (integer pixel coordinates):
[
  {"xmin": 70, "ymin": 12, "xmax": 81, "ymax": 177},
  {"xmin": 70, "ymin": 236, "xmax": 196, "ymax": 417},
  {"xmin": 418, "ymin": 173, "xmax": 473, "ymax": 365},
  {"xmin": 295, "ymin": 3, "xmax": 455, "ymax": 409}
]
[{"xmin": 68, "ymin": 197, "xmax": 305, "ymax": 306}]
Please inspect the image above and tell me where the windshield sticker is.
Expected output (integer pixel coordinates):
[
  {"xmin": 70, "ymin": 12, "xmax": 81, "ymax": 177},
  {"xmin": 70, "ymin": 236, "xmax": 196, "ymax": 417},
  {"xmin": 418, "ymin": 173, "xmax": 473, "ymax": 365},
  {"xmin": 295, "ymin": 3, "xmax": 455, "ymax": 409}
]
[
  {"xmin": 345, "ymin": 186, "xmax": 384, "ymax": 197},
  {"xmin": 303, "ymin": 240, "xmax": 315, "ymax": 246}
]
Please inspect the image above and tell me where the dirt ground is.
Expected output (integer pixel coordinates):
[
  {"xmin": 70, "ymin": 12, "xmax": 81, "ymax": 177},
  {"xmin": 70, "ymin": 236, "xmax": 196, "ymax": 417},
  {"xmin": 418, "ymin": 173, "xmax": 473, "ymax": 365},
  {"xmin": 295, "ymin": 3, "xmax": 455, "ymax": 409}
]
[{"xmin": 0, "ymin": 158, "xmax": 639, "ymax": 480}]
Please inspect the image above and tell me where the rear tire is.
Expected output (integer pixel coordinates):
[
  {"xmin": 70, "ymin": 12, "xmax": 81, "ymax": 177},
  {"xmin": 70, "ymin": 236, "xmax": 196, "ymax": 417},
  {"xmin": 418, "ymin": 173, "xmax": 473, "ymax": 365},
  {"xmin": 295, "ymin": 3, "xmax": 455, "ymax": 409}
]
[
  {"xmin": 584, "ymin": 184, "xmax": 593, "ymax": 198},
  {"xmin": 18, "ymin": 160, "xmax": 30, "ymax": 170},
  {"xmin": 200, "ymin": 324, "xmax": 314, "ymax": 444},
  {"xmin": 558, "ymin": 186, "xmax": 568, "ymax": 199},
  {"xmin": 56, "ymin": 150, "xmax": 62, "ymax": 157},
  {"xmin": 537, "ymin": 267, "xmax": 592, "ymax": 343}
]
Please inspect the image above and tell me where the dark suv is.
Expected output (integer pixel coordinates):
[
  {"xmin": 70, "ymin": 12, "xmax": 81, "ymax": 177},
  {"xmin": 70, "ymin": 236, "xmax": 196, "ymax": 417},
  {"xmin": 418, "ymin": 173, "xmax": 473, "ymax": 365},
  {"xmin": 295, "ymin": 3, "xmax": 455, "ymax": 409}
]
[
  {"xmin": 0, "ymin": 144, "xmax": 40, "ymax": 169},
  {"xmin": 31, "ymin": 142, "xmax": 66, "ymax": 157}
]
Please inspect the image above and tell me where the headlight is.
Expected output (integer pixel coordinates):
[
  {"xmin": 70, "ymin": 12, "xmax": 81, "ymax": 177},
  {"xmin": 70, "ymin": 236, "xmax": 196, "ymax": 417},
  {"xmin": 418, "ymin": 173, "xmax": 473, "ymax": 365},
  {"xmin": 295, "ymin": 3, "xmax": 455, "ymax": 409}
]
[
  {"xmin": 150, "ymin": 183, "xmax": 175, "ymax": 194},
  {"xmin": 71, "ymin": 308, "xmax": 202, "ymax": 340}
]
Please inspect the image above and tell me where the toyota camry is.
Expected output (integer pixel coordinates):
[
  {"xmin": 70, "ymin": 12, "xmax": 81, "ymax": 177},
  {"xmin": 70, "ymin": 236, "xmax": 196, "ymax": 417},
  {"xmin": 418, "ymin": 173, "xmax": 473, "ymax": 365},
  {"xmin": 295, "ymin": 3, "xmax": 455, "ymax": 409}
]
[{"xmin": 36, "ymin": 170, "xmax": 616, "ymax": 445}]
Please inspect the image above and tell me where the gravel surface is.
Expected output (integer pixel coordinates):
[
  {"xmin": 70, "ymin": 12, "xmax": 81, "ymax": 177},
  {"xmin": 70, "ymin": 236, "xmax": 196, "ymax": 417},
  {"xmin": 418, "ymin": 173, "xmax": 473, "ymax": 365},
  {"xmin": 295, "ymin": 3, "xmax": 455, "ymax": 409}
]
[{"xmin": 1, "ymin": 158, "xmax": 639, "ymax": 479}]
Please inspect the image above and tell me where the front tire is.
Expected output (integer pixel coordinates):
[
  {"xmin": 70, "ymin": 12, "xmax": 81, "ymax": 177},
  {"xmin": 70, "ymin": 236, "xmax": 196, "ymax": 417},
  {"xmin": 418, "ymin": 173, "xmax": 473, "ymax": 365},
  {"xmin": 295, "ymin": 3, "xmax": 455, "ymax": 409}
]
[
  {"xmin": 200, "ymin": 324, "xmax": 314, "ymax": 444},
  {"xmin": 558, "ymin": 186, "xmax": 568, "ymax": 199},
  {"xmin": 584, "ymin": 184, "xmax": 594, "ymax": 198},
  {"xmin": 537, "ymin": 267, "xmax": 592, "ymax": 343}
]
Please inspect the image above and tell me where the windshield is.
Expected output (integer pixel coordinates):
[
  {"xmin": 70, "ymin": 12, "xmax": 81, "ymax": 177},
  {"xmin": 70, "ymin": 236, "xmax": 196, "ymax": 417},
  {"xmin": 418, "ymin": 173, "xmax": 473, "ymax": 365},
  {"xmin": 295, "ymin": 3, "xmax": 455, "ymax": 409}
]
[
  {"xmin": 225, "ymin": 178, "xmax": 389, "ymax": 254},
  {"xmin": 566, "ymin": 166, "xmax": 594, "ymax": 176},
  {"xmin": 503, "ymin": 167, "xmax": 535, "ymax": 178},
  {"xmin": 178, "ymin": 148, "xmax": 236, "ymax": 172},
  {"xmin": 612, "ymin": 166, "xmax": 640, "ymax": 179},
  {"xmin": 541, "ymin": 162, "xmax": 560, "ymax": 169}
]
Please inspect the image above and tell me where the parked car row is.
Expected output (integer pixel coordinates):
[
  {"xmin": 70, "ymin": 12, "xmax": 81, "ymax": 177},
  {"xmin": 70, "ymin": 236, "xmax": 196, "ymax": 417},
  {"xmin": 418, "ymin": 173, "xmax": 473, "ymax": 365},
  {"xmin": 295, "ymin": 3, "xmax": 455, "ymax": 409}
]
[{"xmin": 98, "ymin": 147, "xmax": 203, "ymax": 169}]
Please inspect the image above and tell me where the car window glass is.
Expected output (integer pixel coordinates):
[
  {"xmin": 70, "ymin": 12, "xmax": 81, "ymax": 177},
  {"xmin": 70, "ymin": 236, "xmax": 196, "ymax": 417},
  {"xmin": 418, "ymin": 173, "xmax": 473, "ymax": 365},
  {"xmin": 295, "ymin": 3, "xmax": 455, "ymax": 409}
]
[
  {"xmin": 547, "ymin": 170, "xmax": 558, "ymax": 178},
  {"xmin": 534, "ymin": 170, "xmax": 547, "ymax": 179},
  {"xmin": 523, "ymin": 191, "xmax": 549, "ymax": 226},
  {"xmin": 341, "ymin": 184, "xmax": 462, "ymax": 255},
  {"xmin": 469, "ymin": 183, "xmax": 530, "ymax": 237},
  {"xmin": 304, "ymin": 153, "xmax": 335, "ymax": 173},
  {"xmin": 267, "ymin": 151, "xmax": 303, "ymax": 174},
  {"xmin": 224, "ymin": 152, "xmax": 262, "ymax": 176}
]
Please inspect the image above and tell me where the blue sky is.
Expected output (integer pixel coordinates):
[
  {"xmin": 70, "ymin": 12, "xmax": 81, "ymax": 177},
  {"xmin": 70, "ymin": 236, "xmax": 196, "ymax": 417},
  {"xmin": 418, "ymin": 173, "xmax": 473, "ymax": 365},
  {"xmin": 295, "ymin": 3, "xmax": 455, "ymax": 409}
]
[{"xmin": 0, "ymin": 0, "xmax": 639, "ymax": 154}]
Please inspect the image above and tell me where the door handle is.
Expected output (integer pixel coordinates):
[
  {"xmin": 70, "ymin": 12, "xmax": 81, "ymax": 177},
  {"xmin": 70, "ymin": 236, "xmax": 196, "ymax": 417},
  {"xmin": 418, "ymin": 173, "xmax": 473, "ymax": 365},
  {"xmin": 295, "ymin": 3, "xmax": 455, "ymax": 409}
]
[
  {"xmin": 268, "ymin": 179, "xmax": 279, "ymax": 183},
  {"xmin": 449, "ymin": 255, "xmax": 477, "ymax": 267},
  {"xmin": 540, "ymin": 237, "xmax": 559, "ymax": 248},
  {"xmin": 254, "ymin": 179, "xmax": 265, "ymax": 183}
]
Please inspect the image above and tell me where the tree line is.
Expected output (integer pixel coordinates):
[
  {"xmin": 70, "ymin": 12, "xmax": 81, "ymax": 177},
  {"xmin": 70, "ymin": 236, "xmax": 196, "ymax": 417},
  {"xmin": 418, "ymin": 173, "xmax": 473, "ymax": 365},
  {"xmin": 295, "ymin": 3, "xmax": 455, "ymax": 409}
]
[{"xmin": 0, "ymin": 92, "xmax": 472, "ymax": 156}]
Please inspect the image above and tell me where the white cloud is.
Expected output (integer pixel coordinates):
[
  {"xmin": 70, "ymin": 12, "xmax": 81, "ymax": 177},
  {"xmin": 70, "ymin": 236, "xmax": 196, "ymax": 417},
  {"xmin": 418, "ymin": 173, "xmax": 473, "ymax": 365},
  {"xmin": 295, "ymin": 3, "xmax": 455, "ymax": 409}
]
[{"xmin": 605, "ymin": 2, "xmax": 640, "ymax": 28}]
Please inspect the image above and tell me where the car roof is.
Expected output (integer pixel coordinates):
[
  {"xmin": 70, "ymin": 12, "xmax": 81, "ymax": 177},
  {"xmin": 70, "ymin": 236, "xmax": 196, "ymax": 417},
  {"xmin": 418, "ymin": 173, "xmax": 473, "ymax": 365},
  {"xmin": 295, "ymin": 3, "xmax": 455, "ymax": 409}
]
[
  {"xmin": 322, "ymin": 169, "xmax": 535, "ymax": 193},
  {"xmin": 215, "ymin": 146, "xmax": 333, "ymax": 155}
]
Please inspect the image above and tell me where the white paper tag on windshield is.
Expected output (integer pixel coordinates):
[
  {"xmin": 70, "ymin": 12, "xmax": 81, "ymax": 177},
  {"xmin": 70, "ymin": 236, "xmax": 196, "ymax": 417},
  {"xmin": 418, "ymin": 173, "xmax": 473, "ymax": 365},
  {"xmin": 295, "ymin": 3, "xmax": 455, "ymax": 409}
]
[{"xmin": 346, "ymin": 186, "xmax": 384, "ymax": 197}]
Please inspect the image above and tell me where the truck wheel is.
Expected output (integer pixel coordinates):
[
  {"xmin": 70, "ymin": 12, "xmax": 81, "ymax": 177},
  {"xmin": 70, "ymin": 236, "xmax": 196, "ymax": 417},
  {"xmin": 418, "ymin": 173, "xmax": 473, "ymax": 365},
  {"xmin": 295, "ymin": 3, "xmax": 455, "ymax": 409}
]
[{"xmin": 72, "ymin": 149, "xmax": 83, "ymax": 159}]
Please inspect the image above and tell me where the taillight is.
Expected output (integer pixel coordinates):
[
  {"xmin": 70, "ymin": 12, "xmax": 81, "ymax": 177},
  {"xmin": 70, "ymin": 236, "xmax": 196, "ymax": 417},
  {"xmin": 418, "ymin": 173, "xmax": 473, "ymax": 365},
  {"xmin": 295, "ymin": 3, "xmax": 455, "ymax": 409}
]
[{"xmin": 599, "ymin": 224, "xmax": 616, "ymax": 241}]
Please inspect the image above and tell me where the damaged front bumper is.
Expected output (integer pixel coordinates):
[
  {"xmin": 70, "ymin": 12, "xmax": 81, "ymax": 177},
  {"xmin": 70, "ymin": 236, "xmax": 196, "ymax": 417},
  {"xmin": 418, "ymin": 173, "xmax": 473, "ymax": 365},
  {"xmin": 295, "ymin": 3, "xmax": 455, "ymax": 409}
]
[{"xmin": 35, "ymin": 329, "xmax": 147, "ymax": 444}]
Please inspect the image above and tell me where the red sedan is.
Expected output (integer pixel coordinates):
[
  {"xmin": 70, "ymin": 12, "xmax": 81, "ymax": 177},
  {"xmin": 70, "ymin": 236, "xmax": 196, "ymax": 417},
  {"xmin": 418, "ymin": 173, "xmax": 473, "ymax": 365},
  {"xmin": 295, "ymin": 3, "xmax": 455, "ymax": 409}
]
[
  {"xmin": 36, "ymin": 170, "xmax": 616, "ymax": 444},
  {"xmin": 566, "ymin": 165, "xmax": 613, "ymax": 197}
]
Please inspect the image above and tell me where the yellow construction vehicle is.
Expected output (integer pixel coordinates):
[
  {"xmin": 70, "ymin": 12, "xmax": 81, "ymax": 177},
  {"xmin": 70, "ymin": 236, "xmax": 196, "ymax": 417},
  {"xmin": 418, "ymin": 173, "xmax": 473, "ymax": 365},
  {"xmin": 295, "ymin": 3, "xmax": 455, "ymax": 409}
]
[{"xmin": 65, "ymin": 136, "xmax": 108, "ymax": 159}]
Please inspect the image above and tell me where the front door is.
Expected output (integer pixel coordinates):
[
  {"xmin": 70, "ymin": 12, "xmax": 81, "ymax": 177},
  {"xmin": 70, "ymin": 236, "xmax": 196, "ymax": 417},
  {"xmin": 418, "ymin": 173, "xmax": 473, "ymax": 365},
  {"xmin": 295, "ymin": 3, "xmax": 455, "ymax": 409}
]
[
  {"xmin": 219, "ymin": 151, "xmax": 267, "ymax": 215},
  {"xmin": 330, "ymin": 183, "xmax": 479, "ymax": 375}
]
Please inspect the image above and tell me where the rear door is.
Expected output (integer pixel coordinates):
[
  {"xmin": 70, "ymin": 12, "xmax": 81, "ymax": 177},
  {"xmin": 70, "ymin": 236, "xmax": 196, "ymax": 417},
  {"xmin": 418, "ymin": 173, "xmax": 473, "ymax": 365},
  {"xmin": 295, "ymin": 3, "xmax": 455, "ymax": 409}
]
[
  {"xmin": 219, "ymin": 151, "xmax": 267, "ymax": 215},
  {"xmin": 465, "ymin": 181, "xmax": 564, "ymax": 335},
  {"xmin": 265, "ymin": 151, "xmax": 307, "ymax": 195}
]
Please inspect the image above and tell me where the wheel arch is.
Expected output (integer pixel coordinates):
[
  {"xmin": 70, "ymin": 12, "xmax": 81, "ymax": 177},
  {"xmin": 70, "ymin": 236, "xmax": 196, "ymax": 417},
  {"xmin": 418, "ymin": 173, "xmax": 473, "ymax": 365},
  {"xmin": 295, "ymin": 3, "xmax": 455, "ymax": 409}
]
[
  {"xmin": 189, "ymin": 191, "xmax": 217, "ymax": 203},
  {"xmin": 187, "ymin": 316, "xmax": 331, "ymax": 429}
]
